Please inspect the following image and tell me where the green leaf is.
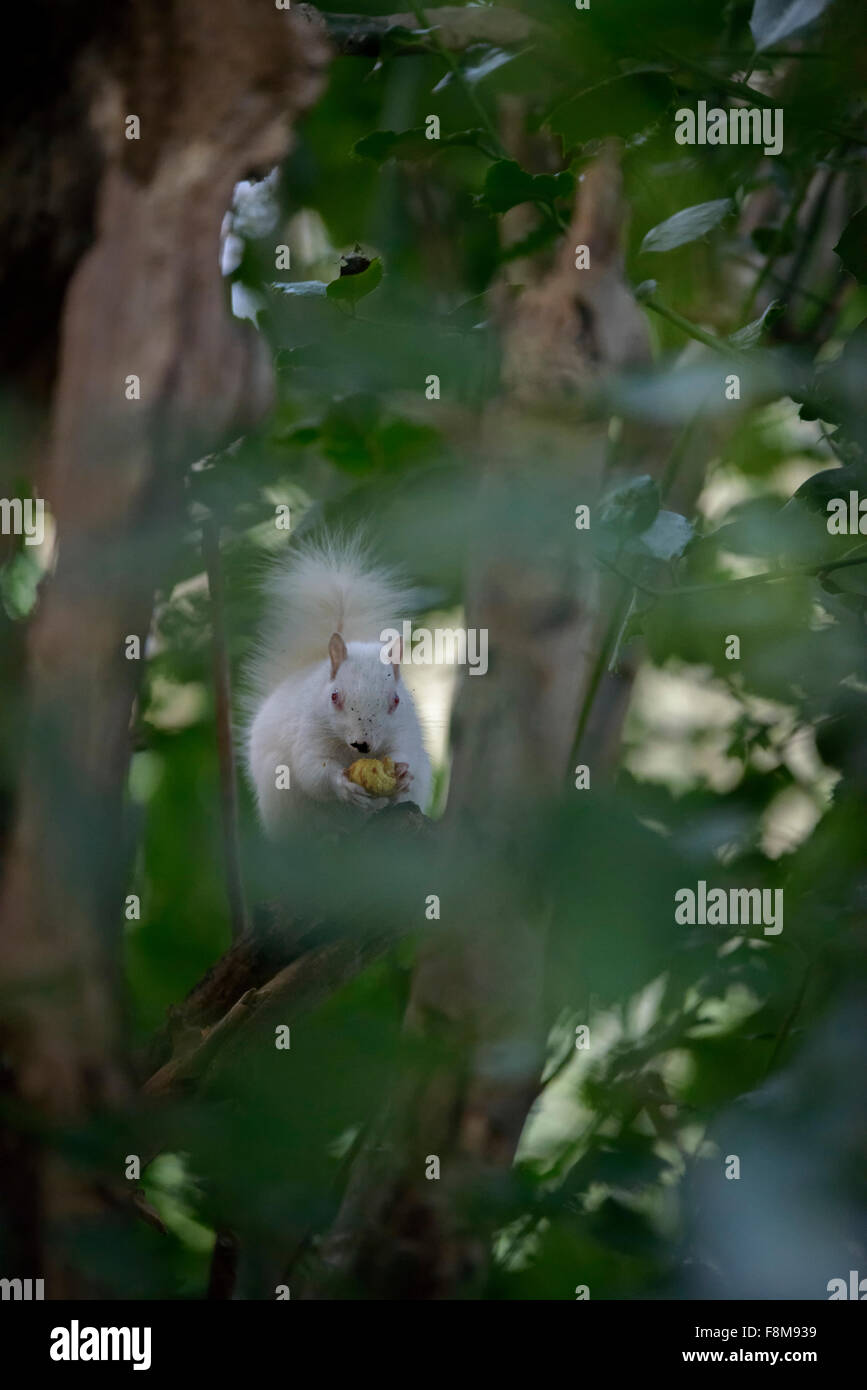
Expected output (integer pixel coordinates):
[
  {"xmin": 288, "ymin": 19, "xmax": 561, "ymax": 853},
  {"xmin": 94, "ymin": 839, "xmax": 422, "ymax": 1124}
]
[
  {"xmin": 728, "ymin": 299, "xmax": 783, "ymax": 350},
  {"xmin": 271, "ymin": 280, "xmax": 328, "ymax": 297},
  {"xmin": 459, "ymin": 46, "xmax": 516, "ymax": 87},
  {"xmin": 432, "ymin": 46, "xmax": 517, "ymax": 92},
  {"xmin": 326, "ymin": 258, "xmax": 383, "ymax": 305},
  {"xmin": 354, "ymin": 130, "xmax": 425, "ymax": 163},
  {"xmin": 545, "ymin": 72, "xmax": 673, "ymax": 150},
  {"xmin": 750, "ymin": 0, "xmax": 833, "ymax": 52},
  {"xmin": 478, "ymin": 160, "xmax": 574, "ymax": 214},
  {"xmin": 597, "ymin": 475, "xmax": 660, "ymax": 538},
  {"xmin": 643, "ymin": 573, "xmax": 814, "ymax": 692},
  {"xmin": 823, "ymin": 563, "xmax": 867, "ymax": 598},
  {"xmin": 587, "ymin": 1196, "xmax": 661, "ymax": 1258},
  {"xmin": 631, "ymin": 509, "xmax": 694, "ymax": 562},
  {"xmin": 640, "ymin": 199, "xmax": 733, "ymax": 254},
  {"xmin": 834, "ymin": 207, "xmax": 867, "ymax": 284},
  {"xmin": 793, "ymin": 463, "xmax": 863, "ymax": 515}
]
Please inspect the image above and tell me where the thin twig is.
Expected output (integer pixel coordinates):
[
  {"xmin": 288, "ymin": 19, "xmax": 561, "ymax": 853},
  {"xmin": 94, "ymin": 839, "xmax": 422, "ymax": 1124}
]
[
  {"xmin": 763, "ymin": 965, "xmax": 811, "ymax": 1078},
  {"xmin": 405, "ymin": 0, "xmax": 505, "ymax": 153},
  {"xmin": 599, "ymin": 547, "xmax": 867, "ymax": 601},
  {"xmin": 740, "ymin": 166, "xmax": 812, "ymax": 321},
  {"xmin": 778, "ymin": 164, "xmax": 838, "ymax": 332},
  {"xmin": 567, "ymin": 574, "xmax": 634, "ymax": 777},
  {"xmin": 144, "ymin": 931, "xmax": 396, "ymax": 1099},
  {"xmin": 202, "ymin": 516, "xmax": 248, "ymax": 943},
  {"xmin": 660, "ymin": 402, "xmax": 711, "ymax": 501},
  {"xmin": 640, "ymin": 292, "xmax": 746, "ymax": 360}
]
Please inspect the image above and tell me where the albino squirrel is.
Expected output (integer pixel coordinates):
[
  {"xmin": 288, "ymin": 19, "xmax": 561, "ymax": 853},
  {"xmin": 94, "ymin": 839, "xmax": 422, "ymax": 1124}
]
[{"xmin": 244, "ymin": 537, "xmax": 432, "ymax": 835}]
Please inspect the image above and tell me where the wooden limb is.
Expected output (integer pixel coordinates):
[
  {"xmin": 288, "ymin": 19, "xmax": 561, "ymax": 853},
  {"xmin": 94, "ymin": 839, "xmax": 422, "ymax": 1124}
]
[
  {"xmin": 301, "ymin": 144, "xmax": 664, "ymax": 1299},
  {"xmin": 207, "ymin": 1231, "xmax": 240, "ymax": 1300},
  {"xmin": 148, "ymin": 912, "xmax": 318, "ymax": 1067},
  {"xmin": 298, "ymin": 5, "xmax": 536, "ymax": 56},
  {"xmin": 145, "ymin": 926, "xmax": 397, "ymax": 1101},
  {"xmin": 144, "ymin": 802, "xmax": 432, "ymax": 1091}
]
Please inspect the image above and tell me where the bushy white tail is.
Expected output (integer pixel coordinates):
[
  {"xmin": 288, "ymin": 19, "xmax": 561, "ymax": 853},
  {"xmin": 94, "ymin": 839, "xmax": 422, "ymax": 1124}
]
[{"xmin": 244, "ymin": 535, "xmax": 421, "ymax": 702}]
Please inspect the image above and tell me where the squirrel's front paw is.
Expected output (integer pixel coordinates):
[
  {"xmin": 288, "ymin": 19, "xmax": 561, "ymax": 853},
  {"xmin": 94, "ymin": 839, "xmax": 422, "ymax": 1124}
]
[
  {"xmin": 393, "ymin": 761, "xmax": 413, "ymax": 797},
  {"xmin": 336, "ymin": 769, "xmax": 388, "ymax": 811}
]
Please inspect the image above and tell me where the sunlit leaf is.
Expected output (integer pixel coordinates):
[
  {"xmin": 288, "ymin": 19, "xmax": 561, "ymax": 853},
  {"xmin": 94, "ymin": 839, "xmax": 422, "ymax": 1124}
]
[
  {"xmin": 271, "ymin": 280, "xmax": 328, "ymax": 297},
  {"xmin": 632, "ymin": 509, "xmax": 694, "ymax": 562},
  {"xmin": 434, "ymin": 46, "xmax": 516, "ymax": 90},
  {"xmin": 750, "ymin": 0, "xmax": 834, "ymax": 51},
  {"xmin": 640, "ymin": 199, "xmax": 733, "ymax": 254},
  {"xmin": 728, "ymin": 299, "xmax": 783, "ymax": 349}
]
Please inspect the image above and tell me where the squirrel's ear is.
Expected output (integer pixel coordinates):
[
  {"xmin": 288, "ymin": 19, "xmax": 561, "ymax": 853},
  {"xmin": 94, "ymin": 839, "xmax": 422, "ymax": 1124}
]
[{"xmin": 329, "ymin": 632, "xmax": 347, "ymax": 679}]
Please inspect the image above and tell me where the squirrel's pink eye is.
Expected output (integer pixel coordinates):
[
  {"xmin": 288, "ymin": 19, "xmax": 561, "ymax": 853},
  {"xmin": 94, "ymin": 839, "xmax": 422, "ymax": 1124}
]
[
  {"xmin": 390, "ymin": 694, "xmax": 399, "ymax": 711},
  {"xmin": 331, "ymin": 691, "xmax": 340, "ymax": 704}
]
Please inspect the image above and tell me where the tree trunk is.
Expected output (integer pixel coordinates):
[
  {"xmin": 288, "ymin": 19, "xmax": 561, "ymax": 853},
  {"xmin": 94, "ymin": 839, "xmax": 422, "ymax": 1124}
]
[
  {"xmin": 302, "ymin": 146, "xmax": 662, "ymax": 1298},
  {"xmin": 0, "ymin": 0, "xmax": 327, "ymax": 1296}
]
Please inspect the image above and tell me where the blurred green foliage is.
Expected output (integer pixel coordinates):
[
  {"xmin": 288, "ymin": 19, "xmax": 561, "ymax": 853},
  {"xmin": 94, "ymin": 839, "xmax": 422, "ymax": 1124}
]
[{"xmin": 3, "ymin": 0, "xmax": 866, "ymax": 1298}]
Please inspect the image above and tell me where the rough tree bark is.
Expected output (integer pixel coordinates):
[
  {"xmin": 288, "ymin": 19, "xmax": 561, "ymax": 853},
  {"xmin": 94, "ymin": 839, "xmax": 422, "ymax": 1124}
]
[
  {"xmin": 0, "ymin": 0, "xmax": 327, "ymax": 1296},
  {"xmin": 298, "ymin": 5, "xmax": 537, "ymax": 56}
]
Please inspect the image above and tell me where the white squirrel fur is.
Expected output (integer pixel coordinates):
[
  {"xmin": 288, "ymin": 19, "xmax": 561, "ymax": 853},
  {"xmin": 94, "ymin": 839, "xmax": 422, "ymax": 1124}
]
[{"xmin": 244, "ymin": 536, "xmax": 432, "ymax": 835}]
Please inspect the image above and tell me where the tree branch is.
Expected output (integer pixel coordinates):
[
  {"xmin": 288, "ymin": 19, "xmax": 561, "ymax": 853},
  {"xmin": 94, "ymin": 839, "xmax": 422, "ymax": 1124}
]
[
  {"xmin": 298, "ymin": 5, "xmax": 536, "ymax": 57},
  {"xmin": 144, "ymin": 928, "xmax": 396, "ymax": 1100},
  {"xmin": 600, "ymin": 548, "xmax": 867, "ymax": 601},
  {"xmin": 143, "ymin": 803, "xmax": 433, "ymax": 1096}
]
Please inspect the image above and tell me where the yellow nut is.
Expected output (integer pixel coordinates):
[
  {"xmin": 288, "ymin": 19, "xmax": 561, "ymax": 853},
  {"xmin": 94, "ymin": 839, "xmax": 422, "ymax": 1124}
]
[{"xmin": 345, "ymin": 756, "xmax": 398, "ymax": 797}]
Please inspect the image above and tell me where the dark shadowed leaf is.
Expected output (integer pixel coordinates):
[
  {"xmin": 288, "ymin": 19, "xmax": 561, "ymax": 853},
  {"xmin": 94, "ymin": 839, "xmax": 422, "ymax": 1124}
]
[
  {"xmin": 479, "ymin": 159, "xmax": 574, "ymax": 214},
  {"xmin": 751, "ymin": 224, "xmax": 796, "ymax": 257},
  {"xmin": 834, "ymin": 207, "xmax": 867, "ymax": 284},
  {"xmin": 545, "ymin": 71, "xmax": 674, "ymax": 149},
  {"xmin": 598, "ymin": 474, "xmax": 660, "ymax": 537}
]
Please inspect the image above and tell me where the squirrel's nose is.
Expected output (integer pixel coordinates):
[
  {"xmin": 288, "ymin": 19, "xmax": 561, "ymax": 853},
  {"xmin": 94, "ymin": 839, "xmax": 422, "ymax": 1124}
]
[{"xmin": 351, "ymin": 740, "xmax": 369, "ymax": 754}]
